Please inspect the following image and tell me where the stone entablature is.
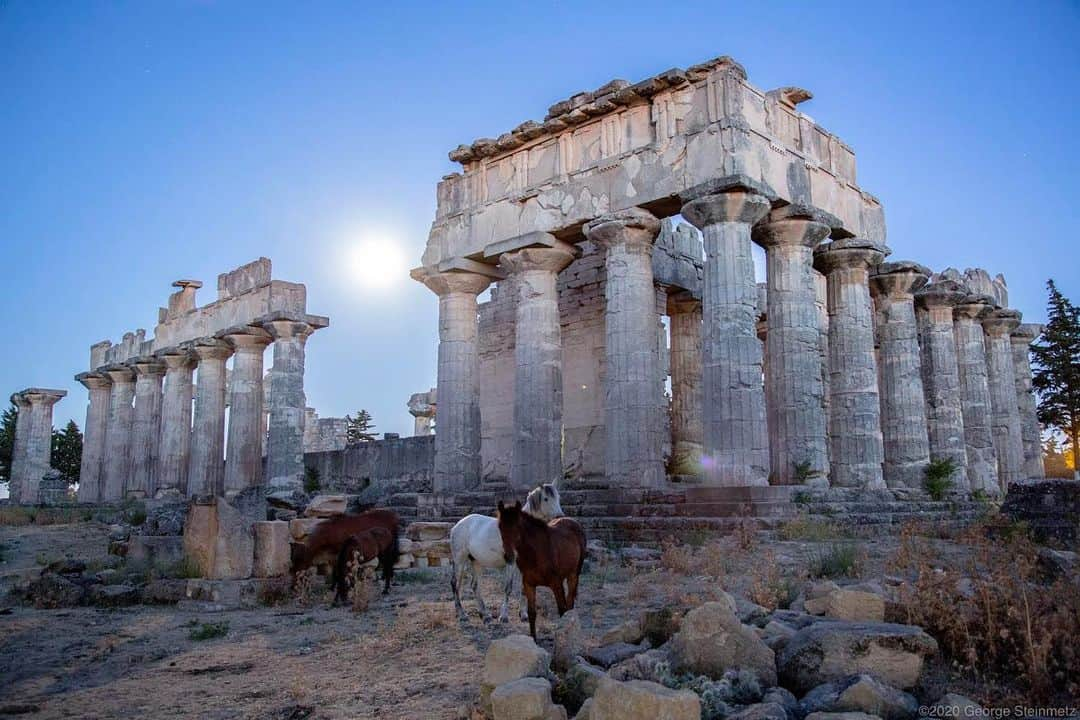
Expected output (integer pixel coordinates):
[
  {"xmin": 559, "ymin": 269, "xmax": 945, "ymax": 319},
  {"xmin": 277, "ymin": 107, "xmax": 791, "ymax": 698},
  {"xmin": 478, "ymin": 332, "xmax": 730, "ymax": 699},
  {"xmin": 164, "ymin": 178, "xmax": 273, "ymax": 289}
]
[{"xmin": 423, "ymin": 55, "xmax": 884, "ymax": 268}]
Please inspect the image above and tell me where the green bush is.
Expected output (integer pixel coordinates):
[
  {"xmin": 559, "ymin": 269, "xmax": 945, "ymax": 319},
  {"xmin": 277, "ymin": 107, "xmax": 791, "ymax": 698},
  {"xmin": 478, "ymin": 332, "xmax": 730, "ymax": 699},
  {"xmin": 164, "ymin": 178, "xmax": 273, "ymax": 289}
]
[
  {"xmin": 793, "ymin": 461, "xmax": 823, "ymax": 483},
  {"xmin": 303, "ymin": 466, "xmax": 321, "ymax": 494},
  {"xmin": 188, "ymin": 621, "xmax": 229, "ymax": 641},
  {"xmin": 808, "ymin": 542, "xmax": 863, "ymax": 579},
  {"xmin": 923, "ymin": 457, "xmax": 957, "ymax": 500}
]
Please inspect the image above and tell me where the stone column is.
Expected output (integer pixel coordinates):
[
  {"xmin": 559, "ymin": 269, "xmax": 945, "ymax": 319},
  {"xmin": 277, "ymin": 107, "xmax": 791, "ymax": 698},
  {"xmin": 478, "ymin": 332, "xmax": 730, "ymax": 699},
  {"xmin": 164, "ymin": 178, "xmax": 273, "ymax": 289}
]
[
  {"xmin": 8, "ymin": 393, "xmax": 32, "ymax": 502},
  {"xmin": 752, "ymin": 205, "xmax": 833, "ymax": 484},
  {"xmin": 156, "ymin": 348, "xmax": 195, "ymax": 497},
  {"xmin": 223, "ymin": 327, "xmax": 273, "ymax": 495},
  {"xmin": 101, "ymin": 367, "xmax": 136, "ymax": 502},
  {"xmin": 188, "ymin": 339, "xmax": 231, "ymax": 496},
  {"xmin": 1011, "ymin": 323, "xmax": 1045, "ymax": 479},
  {"xmin": 500, "ymin": 243, "xmax": 577, "ymax": 492},
  {"xmin": 953, "ymin": 297, "xmax": 1000, "ymax": 495},
  {"xmin": 75, "ymin": 372, "xmax": 111, "ymax": 503},
  {"xmin": 869, "ymin": 262, "xmax": 932, "ymax": 488},
  {"xmin": 262, "ymin": 318, "xmax": 315, "ymax": 494},
  {"xmin": 667, "ymin": 291, "xmax": 703, "ymax": 474},
  {"xmin": 681, "ymin": 186, "xmax": 772, "ymax": 485},
  {"xmin": 813, "ymin": 239, "xmax": 888, "ymax": 489},
  {"xmin": 584, "ymin": 207, "xmax": 665, "ymax": 487},
  {"xmin": 18, "ymin": 389, "xmax": 67, "ymax": 503},
  {"xmin": 127, "ymin": 359, "xmax": 165, "ymax": 499},
  {"xmin": 983, "ymin": 309, "xmax": 1025, "ymax": 490},
  {"xmin": 914, "ymin": 279, "xmax": 970, "ymax": 489},
  {"xmin": 416, "ymin": 270, "xmax": 493, "ymax": 492}
]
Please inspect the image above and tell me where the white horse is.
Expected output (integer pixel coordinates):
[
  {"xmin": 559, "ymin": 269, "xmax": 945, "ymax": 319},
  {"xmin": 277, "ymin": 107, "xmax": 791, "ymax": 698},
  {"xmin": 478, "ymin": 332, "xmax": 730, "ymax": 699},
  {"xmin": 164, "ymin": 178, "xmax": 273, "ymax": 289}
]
[{"xmin": 450, "ymin": 481, "xmax": 564, "ymax": 622}]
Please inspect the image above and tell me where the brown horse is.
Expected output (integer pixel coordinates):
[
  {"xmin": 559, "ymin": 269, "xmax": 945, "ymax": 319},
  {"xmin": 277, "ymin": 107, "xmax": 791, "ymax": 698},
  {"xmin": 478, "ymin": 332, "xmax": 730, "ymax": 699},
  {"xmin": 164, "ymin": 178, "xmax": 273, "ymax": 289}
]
[
  {"xmin": 291, "ymin": 509, "xmax": 400, "ymax": 601},
  {"xmin": 496, "ymin": 500, "xmax": 586, "ymax": 639},
  {"xmin": 333, "ymin": 526, "xmax": 394, "ymax": 605}
]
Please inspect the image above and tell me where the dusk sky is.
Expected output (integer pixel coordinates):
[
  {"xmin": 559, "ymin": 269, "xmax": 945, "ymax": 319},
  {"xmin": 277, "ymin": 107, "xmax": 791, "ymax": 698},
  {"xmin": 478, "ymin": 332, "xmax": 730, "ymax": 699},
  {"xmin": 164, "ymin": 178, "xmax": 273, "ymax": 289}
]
[{"xmin": 2, "ymin": 1, "xmax": 1078, "ymax": 437}]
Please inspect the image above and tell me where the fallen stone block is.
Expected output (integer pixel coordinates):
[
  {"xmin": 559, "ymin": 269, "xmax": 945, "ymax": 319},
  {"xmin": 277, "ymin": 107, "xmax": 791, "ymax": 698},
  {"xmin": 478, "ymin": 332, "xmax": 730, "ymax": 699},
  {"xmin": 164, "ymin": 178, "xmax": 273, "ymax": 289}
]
[
  {"xmin": 669, "ymin": 600, "xmax": 777, "ymax": 685},
  {"xmin": 491, "ymin": 677, "xmax": 567, "ymax": 720},
  {"xmin": 406, "ymin": 521, "xmax": 453, "ymax": 541},
  {"xmin": 481, "ymin": 634, "xmax": 553, "ymax": 712},
  {"xmin": 253, "ymin": 521, "xmax": 291, "ymax": 578},
  {"xmin": 727, "ymin": 702, "xmax": 790, "ymax": 720},
  {"xmin": 584, "ymin": 641, "xmax": 650, "ymax": 669},
  {"xmin": 554, "ymin": 610, "xmax": 583, "ymax": 672},
  {"xmin": 800, "ymin": 675, "xmax": 918, "ymax": 720},
  {"xmin": 589, "ymin": 677, "xmax": 699, "ymax": 720},
  {"xmin": 303, "ymin": 495, "xmax": 348, "ymax": 518},
  {"xmin": 89, "ymin": 583, "xmax": 139, "ymax": 607},
  {"xmin": 126, "ymin": 535, "xmax": 184, "ymax": 567},
  {"xmin": 805, "ymin": 588, "xmax": 885, "ymax": 622}
]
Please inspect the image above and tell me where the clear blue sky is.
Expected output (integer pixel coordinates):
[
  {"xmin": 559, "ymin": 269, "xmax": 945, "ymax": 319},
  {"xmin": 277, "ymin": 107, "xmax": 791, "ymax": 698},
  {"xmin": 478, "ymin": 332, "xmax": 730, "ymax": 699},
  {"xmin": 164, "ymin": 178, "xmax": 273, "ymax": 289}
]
[{"xmin": 2, "ymin": 1, "xmax": 1078, "ymax": 436}]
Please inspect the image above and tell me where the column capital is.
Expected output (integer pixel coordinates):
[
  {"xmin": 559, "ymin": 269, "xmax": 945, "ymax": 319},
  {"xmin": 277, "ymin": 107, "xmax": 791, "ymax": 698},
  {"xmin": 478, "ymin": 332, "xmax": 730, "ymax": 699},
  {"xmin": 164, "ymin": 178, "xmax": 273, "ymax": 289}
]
[
  {"xmin": 813, "ymin": 238, "xmax": 890, "ymax": 275},
  {"xmin": 220, "ymin": 326, "xmax": 273, "ymax": 352},
  {"xmin": 1010, "ymin": 322, "xmax": 1044, "ymax": 346},
  {"xmin": 75, "ymin": 371, "xmax": 111, "ymax": 391},
  {"xmin": 17, "ymin": 388, "xmax": 67, "ymax": 407},
  {"xmin": 751, "ymin": 204, "xmax": 836, "ymax": 250},
  {"xmin": 128, "ymin": 356, "xmax": 166, "ymax": 377},
  {"xmin": 10, "ymin": 392, "xmax": 30, "ymax": 409},
  {"xmin": 680, "ymin": 189, "xmax": 772, "ymax": 228},
  {"xmin": 103, "ymin": 365, "xmax": 136, "ymax": 384},
  {"xmin": 156, "ymin": 346, "xmax": 197, "ymax": 370},
  {"xmin": 915, "ymin": 279, "xmax": 968, "ymax": 309},
  {"xmin": 982, "ymin": 308, "xmax": 1022, "ymax": 336},
  {"xmin": 499, "ymin": 243, "xmax": 578, "ymax": 276},
  {"xmin": 413, "ymin": 269, "xmax": 492, "ymax": 297},
  {"xmin": 190, "ymin": 337, "xmax": 233, "ymax": 361},
  {"xmin": 261, "ymin": 319, "xmax": 315, "ymax": 342},
  {"xmin": 869, "ymin": 261, "xmax": 932, "ymax": 300},
  {"xmin": 953, "ymin": 296, "xmax": 996, "ymax": 321},
  {"xmin": 583, "ymin": 207, "xmax": 661, "ymax": 251},
  {"xmin": 666, "ymin": 289, "xmax": 701, "ymax": 315}
]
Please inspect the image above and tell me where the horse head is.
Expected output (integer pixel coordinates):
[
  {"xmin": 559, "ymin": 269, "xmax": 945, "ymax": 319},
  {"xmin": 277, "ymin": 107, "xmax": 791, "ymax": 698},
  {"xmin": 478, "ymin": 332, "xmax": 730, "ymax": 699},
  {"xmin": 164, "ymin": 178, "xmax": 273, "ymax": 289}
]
[
  {"xmin": 523, "ymin": 478, "xmax": 564, "ymax": 520},
  {"xmin": 496, "ymin": 500, "xmax": 523, "ymax": 563}
]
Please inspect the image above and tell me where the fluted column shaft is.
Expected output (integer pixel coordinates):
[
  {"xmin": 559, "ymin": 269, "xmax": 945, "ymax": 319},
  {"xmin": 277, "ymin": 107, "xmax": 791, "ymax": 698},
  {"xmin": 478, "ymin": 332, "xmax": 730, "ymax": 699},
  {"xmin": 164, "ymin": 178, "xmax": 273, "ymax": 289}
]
[
  {"xmin": 681, "ymin": 190, "xmax": 771, "ymax": 485},
  {"xmin": 915, "ymin": 281, "xmax": 969, "ymax": 489},
  {"xmin": 128, "ymin": 360, "xmax": 165, "ymax": 498},
  {"xmin": 983, "ymin": 309, "xmax": 1025, "ymax": 490},
  {"xmin": 188, "ymin": 340, "xmax": 231, "ymax": 496},
  {"xmin": 75, "ymin": 373, "xmax": 111, "ymax": 503},
  {"xmin": 753, "ymin": 209, "xmax": 832, "ymax": 484},
  {"xmin": 585, "ymin": 208, "xmax": 665, "ymax": 487},
  {"xmin": 263, "ymin": 320, "xmax": 314, "ymax": 493},
  {"xmin": 502, "ymin": 244, "xmax": 577, "ymax": 492},
  {"xmin": 814, "ymin": 240, "xmax": 888, "ymax": 489},
  {"xmin": 156, "ymin": 350, "xmax": 195, "ymax": 497},
  {"xmin": 870, "ymin": 262, "xmax": 932, "ymax": 488},
  {"xmin": 1011, "ymin": 324, "xmax": 1045, "ymax": 479},
  {"xmin": 224, "ymin": 329, "xmax": 273, "ymax": 495},
  {"xmin": 667, "ymin": 292, "xmax": 703, "ymax": 472},
  {"xmin": 102, "ymin": 368, "xmax": 136, "ymax": 502},
  {"xmin": 954, "ymin": 300, "xmax": 1000, "ymax": 495},
  {"xmin": 9, "ymin": 394, "xmax": 32, "ymax": 502}
]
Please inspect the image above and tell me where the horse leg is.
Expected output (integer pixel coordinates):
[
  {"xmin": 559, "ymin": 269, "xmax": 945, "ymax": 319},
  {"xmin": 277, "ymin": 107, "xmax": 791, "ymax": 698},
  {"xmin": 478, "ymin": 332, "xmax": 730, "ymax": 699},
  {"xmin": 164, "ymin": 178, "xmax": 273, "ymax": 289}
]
[
  {"xmin": 498, "ymin": 563, "xmax": 513, "ymax": 623},
  {"xmin": 379, "ymin": 546, "xmax": 394, "ymax": 595},
  {"xmin": 523, "ymin": 582, "xmax": 538, "ymax": 640},
  {"xmin": 471, "ymin": 560, "xmax": 490, "ymax": 622},
  {"xmin": 333, "ymin": 538, "xmax": 358, "ymax": 606},
  {"xmin": 450, "ymin": 555, "xmax": 468, "ymax": 619},
  {"xmin": 566, "ymin": 571, "xmax": 580, "ymax": 609},
  {"xmin": 551, "ymin": 581, "xmax": 568, "ymax": 616}
]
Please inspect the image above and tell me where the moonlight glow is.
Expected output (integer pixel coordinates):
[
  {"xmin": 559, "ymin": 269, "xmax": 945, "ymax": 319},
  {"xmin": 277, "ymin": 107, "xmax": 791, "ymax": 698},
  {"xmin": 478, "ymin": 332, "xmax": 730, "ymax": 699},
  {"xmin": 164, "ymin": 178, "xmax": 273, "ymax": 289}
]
[{"xmin": 344, "ymin": 234, "xmax": 409, "ymax": 292}]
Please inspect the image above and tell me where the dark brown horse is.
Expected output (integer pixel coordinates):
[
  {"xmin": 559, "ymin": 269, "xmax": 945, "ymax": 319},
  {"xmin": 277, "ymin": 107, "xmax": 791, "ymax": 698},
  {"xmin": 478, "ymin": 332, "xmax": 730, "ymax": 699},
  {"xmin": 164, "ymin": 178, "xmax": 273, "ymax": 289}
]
[
  {"xmin": 333, "ymin": 526, "xmax": 394, "ymax": 605},
  {"xmin": 496, "ymin": 500, "xmax": 586, "ymax": 639},
  {"xmin": 291, "ymin": 509, "xmax": 400, "ymax": 602}
]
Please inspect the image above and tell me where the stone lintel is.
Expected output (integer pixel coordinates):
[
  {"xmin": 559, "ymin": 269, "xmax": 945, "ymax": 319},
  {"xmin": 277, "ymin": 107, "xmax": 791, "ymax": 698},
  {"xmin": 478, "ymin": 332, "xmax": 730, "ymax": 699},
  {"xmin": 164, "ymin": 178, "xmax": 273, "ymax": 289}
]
[
  {"xmin": 679, "ymin": 174, "xmax": 778, "ymax": 205},
  {"xmin": 1011, "ymin": 323, "xmax": 1044, "ymax": 344},
  {"xmin": 667, "ymin": 289, "xmax": 701, "ymax": 314},
  {"xmin": 813, "ymin": 238, "xmax": 890, "ymax": 274},
  {"xmin": 434, "ymin": 257, "xmax": 505, "ymax": 280},
  {"xmin": 982, "ymin": 308, "xmax": 1023, "ymax": 336},
  {"xmin": 484, "ymin": 230, "xmax": 564, "ymax": 260}
]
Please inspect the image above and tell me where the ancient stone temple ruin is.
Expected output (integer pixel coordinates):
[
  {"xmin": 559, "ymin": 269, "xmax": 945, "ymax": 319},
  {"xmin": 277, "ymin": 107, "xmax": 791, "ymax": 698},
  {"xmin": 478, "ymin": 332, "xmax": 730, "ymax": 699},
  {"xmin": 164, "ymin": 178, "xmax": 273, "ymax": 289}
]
[{"xmin": 406, "ymin": 55, "xmax": 1045, "ymax": 534}]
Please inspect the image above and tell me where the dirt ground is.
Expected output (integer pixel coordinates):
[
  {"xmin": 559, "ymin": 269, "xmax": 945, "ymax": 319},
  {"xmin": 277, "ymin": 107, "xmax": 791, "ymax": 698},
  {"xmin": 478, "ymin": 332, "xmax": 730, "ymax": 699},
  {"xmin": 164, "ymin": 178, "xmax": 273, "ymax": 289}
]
[{"xmin": 0, "ymin": 521, "xmax": 1001, "ymax": 719}]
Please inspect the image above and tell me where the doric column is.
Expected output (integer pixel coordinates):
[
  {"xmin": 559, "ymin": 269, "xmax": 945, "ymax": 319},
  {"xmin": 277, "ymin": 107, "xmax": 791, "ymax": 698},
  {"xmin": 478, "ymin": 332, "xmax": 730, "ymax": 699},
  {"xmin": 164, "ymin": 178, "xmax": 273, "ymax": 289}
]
[
  {"xmin": 18, "ymin": 389, "xmax": 67, "ymax": 503},
  {"xmin": 869, "ymin": 262, "xmax": 932, "ymax": 488},
  {"xmin": 155, "ymin": 348, "xmax": 195, "ymax": 497},
  {"xmin": 681, "ymin": 186, "xmax": 772, "ymax": 485},
  {"xmin": 222, "ymin": 327, "xmax": 272, "ymax": 495},
  {"xmin": 813, "ymin": 239, "xmax": 888, "ymax": 489},
  {"xmin": 1011, "ymin": 323, "xmax": 1045, "ymax": 479},
  {"xmin": 262, "ymin": 318, "xmax": 316, "ymax": 494},
  {"xmin": 8, "ymin": 393, "xmax": 32, "ymax": 503},
  {"xmin": 500, "ymin": 243, "xmax": 577, "ymax": 492},
  {"xmin": 127, "ymin": 358, "xmax": 165, "ymax": 499},
  {"xmin": 752, "ymin": 205, "xmax": 833, "ymax": 484},
  {"xmin": 101, "ymin": 367, "xmax": 136, "ymax": 502},
  {"xmin": 667, "ymin": 291, "xmax": 703, "ymax": 474},
  {"xmin": 75, "ymin": 372, "xmax": 111, "ymax": 503},
  {"xmin": 953, "ymin": 297, "xmax": 1000, "ymax": 495},
  {"xmin": 914, "ymin": 279, "xmax": 969, "ymax": 489},
  {"xmin": 415, "ymin": 270, "xmax": 493, "ymax": 492},
  {"xmin": 982, "ymin": 308, "xmax": 1025, "ymax": 490},
  {"xmin": 188, "ymin": 339, "xmax": 231, "ymax": 496},
  {"xmin": 584, "ymin": 207, "xmax": 665, "ymax": 487}
]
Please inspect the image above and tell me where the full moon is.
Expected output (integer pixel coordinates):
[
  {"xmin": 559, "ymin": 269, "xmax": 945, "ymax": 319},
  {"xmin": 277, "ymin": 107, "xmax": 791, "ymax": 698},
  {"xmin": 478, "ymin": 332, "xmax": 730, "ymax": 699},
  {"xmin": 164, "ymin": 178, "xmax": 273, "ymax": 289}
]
[{"xmin": 345, "ymin": 234, "xmax": 409, "ymax": 291}]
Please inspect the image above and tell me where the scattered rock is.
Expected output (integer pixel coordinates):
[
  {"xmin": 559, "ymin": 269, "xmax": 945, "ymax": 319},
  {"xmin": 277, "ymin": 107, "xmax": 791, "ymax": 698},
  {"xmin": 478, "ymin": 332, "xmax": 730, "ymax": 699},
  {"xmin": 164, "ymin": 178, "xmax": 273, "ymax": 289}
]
[
  {"xmin": 26, "ymin": 573, "xmax": 86, "ymax": 608},
  {"xmin": 805, "ymin": 589, "xmax": 885, "ymax": 622},
  {"xmin": 600, "ymin": 617, "xmax": 644, "ymax": 646},
  {"xmin": 669, "ymin": 599, "xmax": 777, "ymax": 685},
  {"xmin": 46, "ymin": 558, "xmax": 86, "ymax": 576},
  {"xmin": 562, "ymin": 659, "xmax": 605, "ymax": 707},
  {"xmin": 736, "ymin": 596, "xmax": 771, "ymax": 627},
  {"xmin": 727, "ymin": 702, "xmax": 789, "ymax": 720},
  {"xmin": 491, "ymin": 677, "xmax": 567, "ymax": 720},
  {"xmin": 778, "ymin": 622, "xmax": 938, "ymax": 694},
  {"xmin": 1037, "ymin": 547, "xmax": 1077, "ymax": 580},
  {"xmin": 620, "ymin": 547, "xmax": 660, "ymax": 562},
  {"xmin": 303, "ymin": 495, "xmax": 348, "ymax": 518},
  {"xmin": 800, "ymin": 675, "xmax": 918, "ymax": 720},
  {"xmin": 554, "ymin": 610, "xmax": 584, "ymax": 672},
  {"xmin": 108, "ymin": 524, "xmax": 130, "ymax": 542},
  {"xmin": 762, "ymin": 687, "xmax": 799, "ymax": 720},
  {"xmin": 589, "ymin": 676, "xmax": 699, "ymax": 720},
  {"xmin": 584, "ymin": 641, "xmax": 650, "ymax": 669},
  {"xmin": 575, "ymin": 698, "xmax": 594, "ymax": 720},
  {"xmin": 89, "ymin": 584, "xmax": 139, "ymax": 607},
  {"xmin": 143, "ymin": 578, "xmax": 187, "ymax": 604},
  {"xmin": 607, "ymin": 648, "xmax": 668, "ymax": 683},
  {"xmin": 481, "ymin": 635, "xmax": 553, "ymax": 711}
]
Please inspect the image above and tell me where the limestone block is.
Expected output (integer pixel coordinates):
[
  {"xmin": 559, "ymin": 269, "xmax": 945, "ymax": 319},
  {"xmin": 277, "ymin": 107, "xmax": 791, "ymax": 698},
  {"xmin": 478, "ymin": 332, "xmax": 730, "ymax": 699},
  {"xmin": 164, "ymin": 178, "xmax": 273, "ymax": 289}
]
[
  {"xmin": 491, "ymin": 677, "xmax": 567, "ymax": 720},
  {"xmin": 183, "ymin": 502, "xmax": 217, "ymax": 577},
  {"xmin": 409, "ymin": 539, "xmax": 451, "ymax": 559},
  {"xmin": 126, "ymin": 535, "xmax": 184, "ymax": 567},
  {"xmin": 727, "ymin": 703, "xmax": 790, "ymax": 720},
  {"xmin": 304, "ymin": 495, "xmax": 348, "ymax": 518},
  {"xmin": 804, "ymin": 588, "xmax": 885, "ymax": 622},
  {"xmin": 406, "ymin": 521, "xmax": 453, "ymax": 541},
  {"xmin": 553, "ymin": 610, "xmax": 584, "ymax": 672},
  {"xmin": 600, "ymin": 617, "xmax": 645, "ymax": 646},
  {"xmin": 668, "ymin": 600, "xmax": 776, "ymax": 685},
  {"xmin": 589, "ymin": 677, "xmax": 700, "ymax": 720},
  {"xmin": 253, "ymin": 521, "xmax": 291, "ymax": 578},
  {"xmin": 288, "ymin": 517, "xmax": 323, "ymax": 540},
  {"xmin": 481, "ymin": 634, "xmax": 553, "ymax": 710},
  {"xmin": 800, "ymin": 674, "xmax": 918, "ymax": 720}
]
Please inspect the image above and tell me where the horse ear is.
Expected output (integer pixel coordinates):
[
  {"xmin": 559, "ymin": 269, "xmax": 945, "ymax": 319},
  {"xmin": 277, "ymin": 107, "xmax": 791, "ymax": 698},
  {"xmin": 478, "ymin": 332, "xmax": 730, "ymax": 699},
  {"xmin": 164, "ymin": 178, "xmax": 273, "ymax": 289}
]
[
  {"xmin": 514, "ymin": 500, "xmax": 522, "ymax": 510},
  {"xmin": 497, "ymin": 500, "xmax": 505, "ymax": 513},
  {"xmin": 551, "ymin": 477, "xmax": 559, "ymax": 490}
]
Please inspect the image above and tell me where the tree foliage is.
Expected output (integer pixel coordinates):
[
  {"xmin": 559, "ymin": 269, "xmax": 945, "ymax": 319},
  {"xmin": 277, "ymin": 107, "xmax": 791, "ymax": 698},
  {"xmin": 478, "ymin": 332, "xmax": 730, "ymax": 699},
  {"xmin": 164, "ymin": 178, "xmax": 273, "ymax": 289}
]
[
  {"xmin": 345, "ymin": 409, "xmax": 377, "ymax": 444},
  {"xmin": 0, "ymin": 404, "xmax": 15, "ymax": 483},
  {"xmin": 1031, "ymin": 279, "xmax": 1080, "ymax": 474},
  {"xmin": 51, "ymin": 420, "xmax": 83, "ymax": 485}
]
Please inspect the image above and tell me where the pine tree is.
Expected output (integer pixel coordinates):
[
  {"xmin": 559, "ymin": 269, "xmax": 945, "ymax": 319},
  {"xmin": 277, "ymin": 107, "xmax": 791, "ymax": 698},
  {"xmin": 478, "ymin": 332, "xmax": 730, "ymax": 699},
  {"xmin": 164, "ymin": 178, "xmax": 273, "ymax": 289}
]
[
  {"xmin": 51, "ymin": 420, "xmax": 83, "ymax": 485},
  {"xmin": 0, "ymin": 404, "xmax": 15, "ymax": 483},
  {"xmin": 345, "ymin": 409, "xmax": 377, "ymax": 444},
  {"xmin": 1031, "ymin": 279, "xmax": 1080, "ymax": 477}
]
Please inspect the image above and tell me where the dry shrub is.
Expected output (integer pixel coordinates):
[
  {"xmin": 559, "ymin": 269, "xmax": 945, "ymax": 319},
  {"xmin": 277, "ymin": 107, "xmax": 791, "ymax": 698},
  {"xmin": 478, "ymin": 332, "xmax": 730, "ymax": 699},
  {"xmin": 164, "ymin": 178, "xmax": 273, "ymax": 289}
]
[
  {"xmin": 627, "ymin": 571, "xmax": 651, "ymax": 601},
  {"xmin": 695, "ymin": 540, "xmax": 731, "ymax": 581},
  {"xmin": 346, "ymin": 555, "xmax": 377, "ymax": 613},
  {"xmin": 258, "ymin": 576, "xmax": 292, "ymax": 606},
  {"xmin": 890, "ymin": 517, "xmax": 1080, "ymax": 702},
  {"xmin": 292, "ymin": 567, "xmax": 317, "ymax": 606},
  {"xmin": 660, "ymin": 537, "xmax": 695, "ymax": 575},
  {"xmin": 732, "ymin": 509, "xmax": 758, "ymax": 551},
  {"xmin": 747, "ymin": 549, "xmax": 803, "ymax": 611}
]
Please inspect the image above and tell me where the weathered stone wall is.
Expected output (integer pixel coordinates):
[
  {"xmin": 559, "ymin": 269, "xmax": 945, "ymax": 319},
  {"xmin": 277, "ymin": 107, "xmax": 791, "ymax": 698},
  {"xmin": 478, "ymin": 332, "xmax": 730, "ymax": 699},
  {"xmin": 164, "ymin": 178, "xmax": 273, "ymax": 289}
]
[{"xmin": 303, "ymin": 435, "xmax": 434, "ymax": 503}]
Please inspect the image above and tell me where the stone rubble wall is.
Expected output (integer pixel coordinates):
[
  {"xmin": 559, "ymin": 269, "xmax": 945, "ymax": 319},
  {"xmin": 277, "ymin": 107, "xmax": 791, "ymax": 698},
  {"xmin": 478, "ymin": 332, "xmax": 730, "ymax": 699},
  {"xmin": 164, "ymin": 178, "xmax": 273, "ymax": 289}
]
[{"xmin": 303, "ymin": 435, "xmax": 435, "ymax": 503}]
